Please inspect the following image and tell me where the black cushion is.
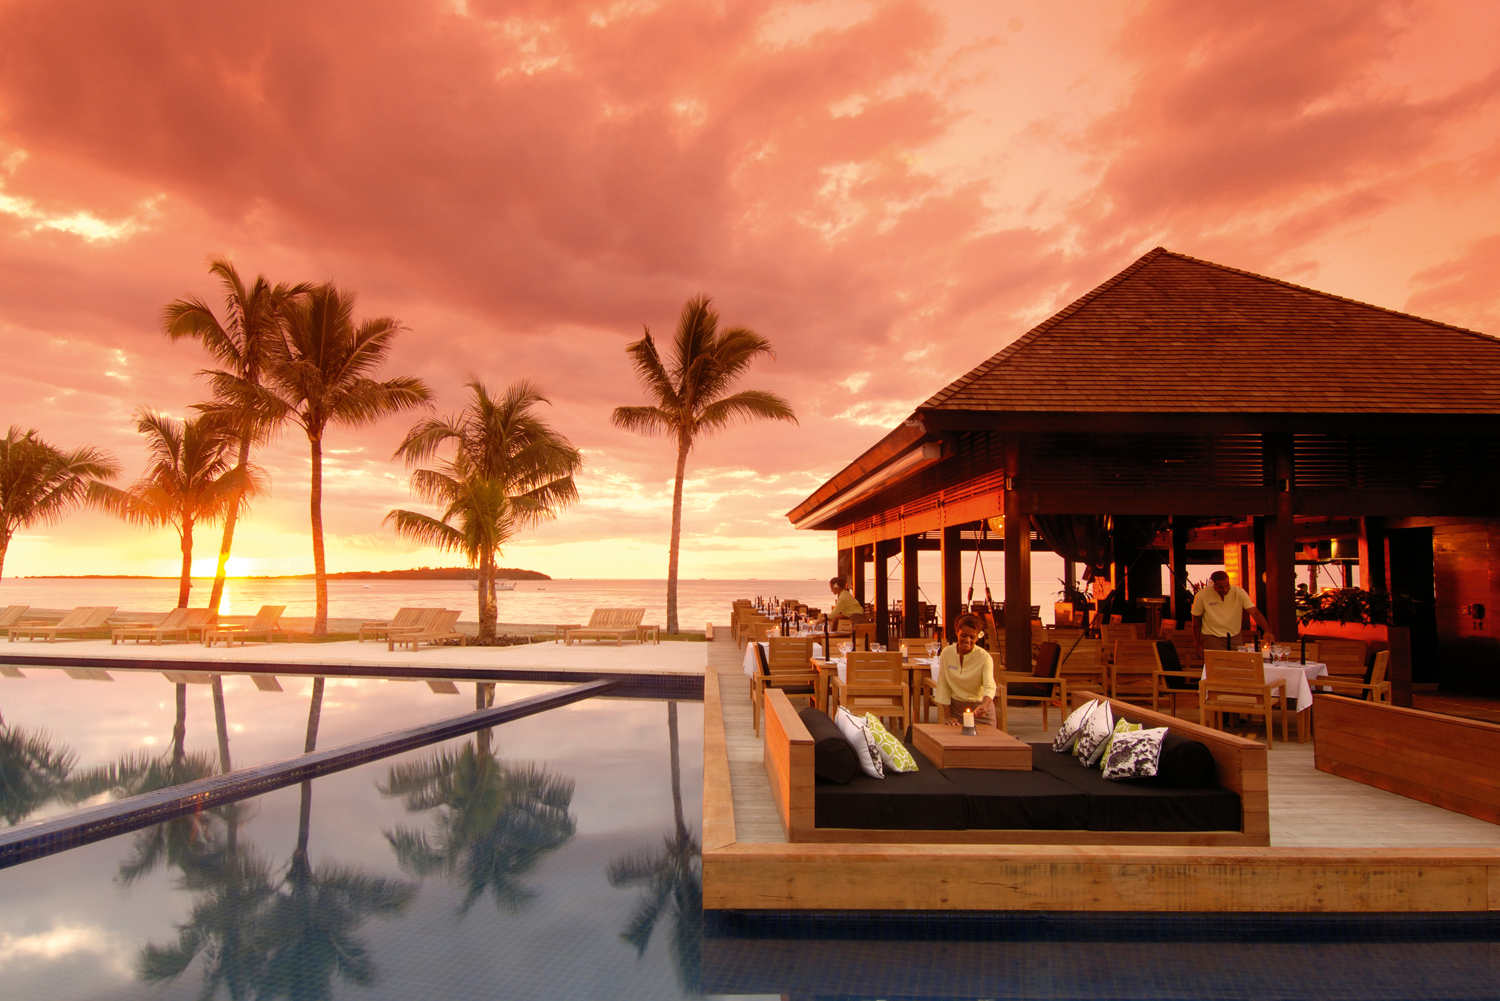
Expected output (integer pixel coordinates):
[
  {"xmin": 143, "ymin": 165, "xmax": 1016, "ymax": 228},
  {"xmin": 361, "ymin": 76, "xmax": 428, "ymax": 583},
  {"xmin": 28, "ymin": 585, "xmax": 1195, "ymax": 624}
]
[
  {"xmin": 814, "ymin": 746, "xmax": 967, "ymax": 829},
  {"xmin": 755, "ymin": 643, "xmax": 770, "ymax": 676},
  {"xmin": 1033, "ymin": 642, "xmax": 1061, "ymax": 678},
  {"xmin": 1139, "ymin": 733, "xmax": 1219, "ymax": 788},
  {"xmin": 1028, "ymin": 744, "xmax": 1240, "ymax": 832},
  {"xmin": 1155, "ymin": 641, "xmax": 1195, "ymax": 689},
  {"xmin": 798, "ymin": 707, "xmax": 859, "ymax": 785},
  {"xmin": 942, "ymin": 768, "xmax": 1087, "ymax": 829}
]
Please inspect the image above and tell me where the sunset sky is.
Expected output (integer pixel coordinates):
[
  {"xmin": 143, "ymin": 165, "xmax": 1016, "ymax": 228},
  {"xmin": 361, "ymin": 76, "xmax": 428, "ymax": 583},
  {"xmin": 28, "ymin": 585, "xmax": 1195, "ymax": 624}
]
[{"xmin": 2, "ymin": 0, "xmax": 1499, "ymax": 580}]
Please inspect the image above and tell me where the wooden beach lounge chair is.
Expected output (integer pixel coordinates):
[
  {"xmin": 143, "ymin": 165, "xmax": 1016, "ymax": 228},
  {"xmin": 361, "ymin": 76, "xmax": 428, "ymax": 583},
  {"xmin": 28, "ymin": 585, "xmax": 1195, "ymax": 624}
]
[
  {"xmin": 565, "ymin": 608, "xmax": 645, "ymax": 646},
  {"xmin": 203, "ymin": 605, "xmax": 287, "ymax": 647},
  {"xmin": 388, "ymin": 609, "xmax": 465, "ymax": 651},
  {"xmin": 112, "ymin": 607, "xmax": 215, "ymax": 645},
  {"xmin": 359, "ymin": 606, "xmax": 436, "ymax": 642},
  {"xmin": 10, "ymin": 606, "xmax": 117, "ymax": 643},
  {"xmin": 0, "ymin": 605, "xmax": 29, "ymax": 628}
]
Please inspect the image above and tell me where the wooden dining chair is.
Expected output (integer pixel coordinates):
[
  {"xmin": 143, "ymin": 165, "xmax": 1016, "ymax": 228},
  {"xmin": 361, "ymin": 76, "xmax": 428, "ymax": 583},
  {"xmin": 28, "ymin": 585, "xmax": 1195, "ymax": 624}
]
[
  {"xmin": 1200, "ymin": 650, "xmax": 1288, "ymax": 749},
  {"xmin": 831, "ymin": 651, "xmax": 910, "ymax": 735},
  {"xmin": 1318, "ymin": 650, "xmax": 1392, "ymax": 703},
  {"xmin": 1108, "ymin": 639, "xmax": 1160, "ymax": 704},
  {"xmin": 998, "ymin": 641, "xmax": 1068, "ymax": 729},
  {"xmin": 750, "ymin": 637, "xmax": 819, "ymax": 736},
  {"xmin": 1151, "ymin": 639, "xmax": 1202, "ymax": 719},
  {"xmin": 849, "ymin": 621, "xmax": 877, "ymax": 651},
  {"xmin": 1315, "ymin": 638, "xmax": 1369, "ymax": 681}
]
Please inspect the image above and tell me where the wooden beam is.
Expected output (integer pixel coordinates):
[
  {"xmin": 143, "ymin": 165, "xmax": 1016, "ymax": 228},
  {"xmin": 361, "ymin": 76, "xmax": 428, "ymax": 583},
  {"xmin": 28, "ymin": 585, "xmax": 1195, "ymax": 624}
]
[
  {"xmin": 852, "ymin": 545, "xmax": 868, "ymax": 603},
  {"xmin": 1004, "ymin": 437, "xmax": 1032, "ymax": 671},
  {"xmin": 873, "ymin": 538, "xmax": 898, "ymax": 645},
  {"xmin": 1360, "ymin": 517, "xmax": 1388, "ymax": 591},
  {"xmin": 1266, "ymin": 434, "xmax": 1298, "ymax": 638},
  {"xmin": 918, "ymin": 408, "xmax": 1500, "ymax": 437},
  {"xmin": 941, "ymin": 525, "xmax": 962, "ymax": 642},
  {"xmin": 902, "ymin": 534, "xmax": 921, "ymax": 638},
  {"xmin": 1169, "ymin": 517, "xmax": 1189, "ymax": 625},
  {"xmin": 702, "ymin": 669, "xmax": 736, "ymax": 852}
]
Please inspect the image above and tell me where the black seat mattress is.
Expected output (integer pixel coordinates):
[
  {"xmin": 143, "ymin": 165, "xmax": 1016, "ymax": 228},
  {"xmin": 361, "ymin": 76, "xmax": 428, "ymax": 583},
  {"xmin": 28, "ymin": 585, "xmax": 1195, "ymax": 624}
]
[{"xmin": 813, "ymin": 743, "xmax": 1240, "ymax": 832}]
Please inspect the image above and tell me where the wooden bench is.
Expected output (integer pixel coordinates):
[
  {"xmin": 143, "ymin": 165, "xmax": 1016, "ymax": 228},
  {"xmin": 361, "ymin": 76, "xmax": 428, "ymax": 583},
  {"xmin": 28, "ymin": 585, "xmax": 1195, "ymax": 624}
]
[
  {"xmin": 763, "ymin": 687, "xmax": 1268, "ymax": 846},
  {"xmin": 1314, "ymin": 693, "xmax": 1500, "ymax": 825},
  {"xmin": 565, "ymin": 608, "xmax": 645, "ymax": 646}
]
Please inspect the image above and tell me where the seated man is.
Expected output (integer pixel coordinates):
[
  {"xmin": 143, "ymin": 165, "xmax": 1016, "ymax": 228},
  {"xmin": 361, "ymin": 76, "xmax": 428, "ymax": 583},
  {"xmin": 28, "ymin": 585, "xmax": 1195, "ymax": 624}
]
[
  {"xmin": 827, "ymin": 576, "xmax": 864, "ymax": 630},
  {"xmin": 934, "ymin": 612, "xmax": 997, "ymax": 728}
]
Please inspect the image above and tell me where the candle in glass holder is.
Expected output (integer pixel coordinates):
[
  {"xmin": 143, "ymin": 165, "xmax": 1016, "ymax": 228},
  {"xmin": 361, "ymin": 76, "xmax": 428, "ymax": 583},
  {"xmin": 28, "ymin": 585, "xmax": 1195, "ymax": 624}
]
[{"xmin": 962, "ymin": 709, "xmax": 975, "ymax": 728}]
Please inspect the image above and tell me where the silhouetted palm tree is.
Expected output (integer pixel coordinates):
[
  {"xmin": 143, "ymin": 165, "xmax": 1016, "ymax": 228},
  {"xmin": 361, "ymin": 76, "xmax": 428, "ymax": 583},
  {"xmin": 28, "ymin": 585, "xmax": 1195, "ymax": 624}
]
[
  {"xmin": 381, "ymin": 742, "xmax": 575, "ymax": 912},
  {"xmin": 214, "ymin": 284, "xmax": 431, "ymax": 635},
  {"xmin": 607, "ymin": 702, "xmax": 702, "ymax": 994},
  {"xmin": 102, "ymin": 410, "xmax": 261, "ymax": 607},
  {"xmin": 0, "ymin": 724, "xmax": 76, "ymax": 825},
  {"xmin": 612, "ymin": 297, "xmax": 795, "ymax": 633},
  {"xmin": 0, "ymin": 426, "xmax": 119, "ymax": 580},
  {"xmin": 387, "ymin": 379, "xmax": 581, "ymax": 642},
  {"xmin": 164, "ymin": 258, "xmax": 310, "ymax": 613}
]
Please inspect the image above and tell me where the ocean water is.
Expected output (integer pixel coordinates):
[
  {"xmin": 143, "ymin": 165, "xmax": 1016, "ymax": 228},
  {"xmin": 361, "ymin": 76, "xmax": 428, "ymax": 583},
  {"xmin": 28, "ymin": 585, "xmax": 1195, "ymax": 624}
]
[{"xmin": 0, "ymin": 559, "xmax": 1075, "ymax": 627}]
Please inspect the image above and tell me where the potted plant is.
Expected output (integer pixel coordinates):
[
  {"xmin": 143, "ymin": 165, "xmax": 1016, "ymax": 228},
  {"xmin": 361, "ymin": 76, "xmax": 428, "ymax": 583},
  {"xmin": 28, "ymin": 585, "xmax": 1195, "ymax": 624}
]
[{"xmin": 1055, "ymin": 579, "xmax": 1090, "ymax": 628}]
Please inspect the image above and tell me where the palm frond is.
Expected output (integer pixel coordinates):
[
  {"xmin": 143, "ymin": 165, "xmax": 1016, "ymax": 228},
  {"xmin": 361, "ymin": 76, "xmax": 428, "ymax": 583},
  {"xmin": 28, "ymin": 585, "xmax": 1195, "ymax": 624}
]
[
  {"xmin": 610, "ymin": 405, "xmax": 677, "ymax": 437},
  {"xmin": 694, "ymin": 389, "xmax": 797, "ymax": 435}
]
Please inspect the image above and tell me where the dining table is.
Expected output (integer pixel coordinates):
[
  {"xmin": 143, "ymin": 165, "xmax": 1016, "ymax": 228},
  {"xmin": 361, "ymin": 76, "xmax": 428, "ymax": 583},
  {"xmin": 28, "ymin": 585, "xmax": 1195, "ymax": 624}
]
[{"xmin": 1199, "ymin": 658, "xmax": 1329, "ymax": 741}]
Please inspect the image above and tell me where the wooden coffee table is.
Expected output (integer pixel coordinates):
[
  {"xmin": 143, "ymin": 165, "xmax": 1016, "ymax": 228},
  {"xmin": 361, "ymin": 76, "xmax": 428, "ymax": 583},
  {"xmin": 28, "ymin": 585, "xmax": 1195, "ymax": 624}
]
[{"xmin": 911, "ymin": 723, "xmax": 1032, "ymax": 770}]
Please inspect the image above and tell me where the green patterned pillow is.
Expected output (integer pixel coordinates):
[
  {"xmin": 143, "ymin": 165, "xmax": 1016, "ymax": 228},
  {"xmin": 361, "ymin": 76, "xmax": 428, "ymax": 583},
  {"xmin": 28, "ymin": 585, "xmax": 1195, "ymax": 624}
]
[
  {"xmin": 864, "ymin": 713, "xmax": 919, "ymax": 772},
  {"xmin": 1100, "ymin": 718, "xmax": 1143, "ymax": 771}
]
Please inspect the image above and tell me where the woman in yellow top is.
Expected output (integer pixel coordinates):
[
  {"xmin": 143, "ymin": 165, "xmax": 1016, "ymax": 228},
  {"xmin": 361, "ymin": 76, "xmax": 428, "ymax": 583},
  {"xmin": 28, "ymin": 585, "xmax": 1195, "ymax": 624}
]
[
  {"xmin": 827, "ymin": 576, "xmax": 864, "ymax": 628},
  {"xmin": 933, "ymin": 613, "xmax": 997, "ymax": 728}
]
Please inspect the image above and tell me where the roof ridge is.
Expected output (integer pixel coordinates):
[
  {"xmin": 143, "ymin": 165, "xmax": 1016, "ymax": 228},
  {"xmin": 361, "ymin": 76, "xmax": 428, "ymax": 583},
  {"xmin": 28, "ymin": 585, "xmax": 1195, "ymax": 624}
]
[
  {"xmin": 922, "ymin": 247, "xmax": 1171, "ymax": 409},
  {"xmin": 1154, "ymin": 248, "xmax": 1497, "ymax": 343}
]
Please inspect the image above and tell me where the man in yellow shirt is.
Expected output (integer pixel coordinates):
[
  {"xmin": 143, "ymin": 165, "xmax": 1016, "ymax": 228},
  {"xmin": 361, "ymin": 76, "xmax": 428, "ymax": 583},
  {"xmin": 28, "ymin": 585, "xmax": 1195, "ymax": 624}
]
[
  {"xmin": 828, "ymin": 576, "xmax": 864, "ymax": 628},
  {"xmin": 934, "ymin": 613, "xmax": 997, "ymax": 728},
  {"xmin": 1192, "ymin": 570, "xmax": 1275, "ymax": 656}
]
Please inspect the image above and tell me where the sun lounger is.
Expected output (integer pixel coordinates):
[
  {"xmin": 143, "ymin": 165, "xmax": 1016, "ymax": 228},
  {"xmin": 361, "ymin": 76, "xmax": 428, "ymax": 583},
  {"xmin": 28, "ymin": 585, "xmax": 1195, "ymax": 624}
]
[
  {"xmin": 10, "ymin": 606, "xmax": 117, "ymax": 643},
  {"xmin": 203, "ymin": 605, "xmax": 288, "ymax": 647},
  {"xmin": 565, "ymin": 608, "xmax": 646, "ymax": 646},
  {"xmin": 388, "ymin": 609, "xmax": 466, "ymax": 651},
  {"xmin": 0, "ymin": 605, "xmax": 29, "ymax": 628},
  {"xmin": 111, "ymin": 607, "xmax": 215, "ymax": 645},
  {"xmin": 359, "ymin": 606, "xmax": 440, "ymax": 642}
]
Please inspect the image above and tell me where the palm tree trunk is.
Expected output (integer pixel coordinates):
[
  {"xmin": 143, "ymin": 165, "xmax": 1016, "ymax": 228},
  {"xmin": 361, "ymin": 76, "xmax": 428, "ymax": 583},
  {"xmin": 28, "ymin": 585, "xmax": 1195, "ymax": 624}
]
[
  {"xmin": 295, "ymin": 676, "xmax": 325, "ymax": 867},
  {"xmin": 667, "ymin": 701, "xmax": 685, "ymax": 838},
  {"xmin": 666, "ymin": 432, "xmax": 690, "ymax": 635},
  {"xmin": 172, "ymin": 683, "xmax": 187, "ymax": 765},
  {"xmin": 309, "ymin": 433, "xmax": 328, "ymax": 637},
  {"xmin": 207, "ymin": 437, "xmax": 253, "ymax": 614},
  {"xmin": 476, "ymin": 682, "xmax": 495, "ymax": 756},
  {"xmin": 478, "ymin": 546, "xmax": 496, "ymax": 643},
  {"xmin": 177, "ymin": 517, "xmax": 194, "ymax": 608},
  {"xmin": 211, "ymin": 675, "xmax": 232, "ymax": 773},
  {"xmin": 0, "ymin": 529, "xmax": 10, "ymax": 581},
  {"xmin": 303, "ymin": 677, "xmax": 325, "ymax": 754}
]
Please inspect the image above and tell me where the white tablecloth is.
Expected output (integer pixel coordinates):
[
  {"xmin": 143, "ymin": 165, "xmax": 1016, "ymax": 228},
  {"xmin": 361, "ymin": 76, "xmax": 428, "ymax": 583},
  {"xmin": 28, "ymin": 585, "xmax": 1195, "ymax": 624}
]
[
  {"xmin": 1200, "ymin": 660, "xmax": 1328, "ymax": 712},
  {"xmin": 741, "ymin": 641, "xmax": 825, "ymax": 678}
]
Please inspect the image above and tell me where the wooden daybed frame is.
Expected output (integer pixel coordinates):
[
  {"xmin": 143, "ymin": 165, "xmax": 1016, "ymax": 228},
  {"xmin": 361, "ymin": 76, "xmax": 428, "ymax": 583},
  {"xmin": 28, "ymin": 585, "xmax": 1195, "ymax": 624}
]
[{"xmin": 762, "ymin": 688, "xmax": 1268, "ymax": 847}]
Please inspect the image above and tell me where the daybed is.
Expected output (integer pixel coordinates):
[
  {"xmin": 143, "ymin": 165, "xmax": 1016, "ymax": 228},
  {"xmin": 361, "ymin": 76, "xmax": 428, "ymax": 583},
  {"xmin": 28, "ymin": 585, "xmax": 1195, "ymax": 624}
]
[
  {"xmin": 565, "ymin": 608, "xmax": 645, "ymax": 646},
  {"xmin": 762, "ymin": 688, "xmax": 1267, "ymax": 846}
]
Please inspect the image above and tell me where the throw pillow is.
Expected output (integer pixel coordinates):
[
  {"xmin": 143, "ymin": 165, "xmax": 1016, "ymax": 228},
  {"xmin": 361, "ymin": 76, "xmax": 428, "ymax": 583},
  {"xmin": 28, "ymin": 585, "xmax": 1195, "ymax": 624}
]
[
  {"xmin": 1052, "ymin": 701, "xmax": 1095, "ymax": 753},
  {"xmin": 798, "ymin": 706, "xmax": 859, "ymax": 784},
  {"xmin": 834, "ymin": 706, "xmax": 884, "ymax": 779},
  {"xmin": 1101, "ymin": 726, "xmax": 1170, "ymax": 781},
  {"xmin": 1099, "ymin": 718, "xmax": 1143, "ymax": 772},
  {"xmin": 864, "ymin": 713, "xmax": 919, "ymax": 772},
  {"xmin": 1148, "ymin": 733, "xmax": 1218, "ymax": 788},
  {"xmin": 1072, "ymin": 700, "xmax": 1115, "ymax": 766}
]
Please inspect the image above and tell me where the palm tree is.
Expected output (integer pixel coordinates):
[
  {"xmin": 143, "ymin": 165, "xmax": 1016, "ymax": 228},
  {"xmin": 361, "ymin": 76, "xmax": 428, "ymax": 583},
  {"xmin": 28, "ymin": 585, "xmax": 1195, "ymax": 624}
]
[
  {"xmin": 612, "ymin": 297, "xmax": 795, "ymax": 633},
  {"xmin": 0, "ymin": 724, "xmax": 77, "ymax": 825},
  {"xmin": 380, "ymin": 743, "xmax": 576, "ymax": 913},
  {"xmin": 387, "ymin": 379, "xmax": 581, "ymax": 642},
  {"xmin": 607, "ymin": 702, "xmax": 702, "ymax": 993},
  {"xmin": 0, "ymin": 426, "xmax": 119, "ymax": 580},
  {"xmin": 164, "ymin": 258, "xmax": 310, "ymax": 614},
  {"xmin": 102, "ymin": 410, "xmax": 261, "ymax": 608},
  {"xmin": 217, "ymin": 283, "xmax": 431, "ymax": 636}
]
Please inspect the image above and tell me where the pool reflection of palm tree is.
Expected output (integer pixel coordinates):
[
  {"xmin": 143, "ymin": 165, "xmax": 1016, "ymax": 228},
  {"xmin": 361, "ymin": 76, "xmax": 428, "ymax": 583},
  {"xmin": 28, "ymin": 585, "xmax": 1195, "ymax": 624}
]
[
  {"xmin": 381, "ymin": 714, "xmax": 576, "ymax": 912},
  {"xmin": 607, "ymin": 702, "xmax": 702, "ymax": 994},
  {"xmin": 0, "ymin": 723, "xmax": 76, "ymax": 825}
]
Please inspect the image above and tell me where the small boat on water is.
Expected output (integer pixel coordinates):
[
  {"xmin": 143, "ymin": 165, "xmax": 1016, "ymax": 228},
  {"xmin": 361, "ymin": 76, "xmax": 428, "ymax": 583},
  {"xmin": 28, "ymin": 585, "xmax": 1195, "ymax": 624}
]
[{"xmin": 468, "ymin": 580, "xmax": 518, "ymax": 591}]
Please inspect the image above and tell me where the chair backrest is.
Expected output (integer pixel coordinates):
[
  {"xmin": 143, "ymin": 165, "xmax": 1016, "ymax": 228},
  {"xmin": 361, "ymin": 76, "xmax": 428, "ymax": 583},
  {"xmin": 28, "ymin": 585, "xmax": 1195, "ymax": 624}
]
[
  {"xmin": 1153, "ymin": 640, "xmax": 1196, "ymax": 690},
  {"xmin": 768, "ymin": 636, "xmax": 813, "ymax": 664},
  {"xmin": 1369, "ymin": 649, "xmax": 1390, "ymax": 687},
  {"xmin": 249, "ymin": 605, "xmax": 286, "ymax": 629},
  {"xmin": 1203, "ymin": 650, "xmax": 1267, "ymax": 687},
  {"xmin": 1316, "ymin": 638, "xmax": 1368, "ymax": 678},
  {"xmin": 1113, "ymin": 640, "xmax": 1159, "ymax": 687},
  {"xmin": 155, "ymin": 607, "xmax": 191, "ymax": 630},
  {"xmin": 845, "ymin": 650, "xmax": 903, "ymax": 685},
  {"xmin": 1059, "ymin": 637, "xmax": 1099, "ymax": 677},
  {"xmin": 1101, "ymin": 623, "xmax": 1145, "ymax": 645},
  {"xmin": 851, "ymin": 622, "xmax": 876, "ymax": 649},
  {"xmin": 430, "ymin": 609, "xmax": 462, "ymax": 633},
  {"xmin": 1033, "ymin": 641, "xmax": 1061, "ymax": 679},
  {"xmin": 0, "ymin": 605, "xmax": 28, "ymax": 626},
  {"xmin": 79, "ymin": 606, "xmax": 117, "ymax": 628},
  {"xmin": 388, "ymin": 607, "xmax": 428, "ymax": 628},
  {"xmin": 53, "ymin": 606, "xmax": 95, "ymax": 628},
  {"xmin": 585, "ymin": 608, "xmax": 614, "ymax": 627},
  {"xmin": 180, "ymin": 608, "xmax": 214, "ymax": 628}
]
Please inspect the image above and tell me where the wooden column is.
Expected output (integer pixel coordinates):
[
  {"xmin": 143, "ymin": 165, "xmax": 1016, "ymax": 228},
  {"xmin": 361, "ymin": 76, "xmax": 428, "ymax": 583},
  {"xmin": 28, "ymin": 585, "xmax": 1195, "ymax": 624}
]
[
  {"xmin": 1004, "ymin": 436, "xmax": 1032, "ymax": 674},
  {"xmin": 1265, "ymin": 433, "xmax": 1298, "ymax": 639},
  {"xmin": 1169, "ymin": 517, "xmax": 1189, "ymax": 625},
  {"xmin": 1360, "ymin": 516, "xmax": 1387, "ymax": 592},
  {"xmin": 902, "ymin": 534, "xmax": 921, "ymax": 638},
  {"xmin": 940, "ymin": 525, "xmax": 963, "ymax": 642},
  {"xmin": 873, "ymin": 538, "xmax": 898, "ymax": 645},
  {"xmin": 1251, "ymin": 517, "xmax": 1268, "ymax": 612},
  {"xmin": 852, "ymin": 545, "xmax": 868, "ymax": 604}
]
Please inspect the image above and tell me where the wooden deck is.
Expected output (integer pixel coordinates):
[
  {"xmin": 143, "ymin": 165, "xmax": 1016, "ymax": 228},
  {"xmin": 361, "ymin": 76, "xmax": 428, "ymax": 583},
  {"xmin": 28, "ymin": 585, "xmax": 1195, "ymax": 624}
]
[{"xmin": 704, "ymin": 634, "xmax": 1500, "ymax": 910}]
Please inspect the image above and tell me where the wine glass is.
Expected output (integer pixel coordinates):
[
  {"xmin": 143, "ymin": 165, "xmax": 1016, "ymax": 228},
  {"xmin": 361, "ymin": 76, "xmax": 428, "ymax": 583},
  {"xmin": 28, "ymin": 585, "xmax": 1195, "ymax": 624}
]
[
  {"xmin": 838, "ymin": 641, "xmax": 852, "ymax": 658},
  {"xmin": 926, "ymin": 642, "xmax": 940, "ymax": 659}
]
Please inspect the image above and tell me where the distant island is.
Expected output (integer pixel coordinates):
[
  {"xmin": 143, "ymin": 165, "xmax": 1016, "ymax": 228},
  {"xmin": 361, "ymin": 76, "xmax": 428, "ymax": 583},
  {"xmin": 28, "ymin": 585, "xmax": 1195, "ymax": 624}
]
[{"xmin": 23, "ymin": 566, "xmax": 551, "ymax": 581}]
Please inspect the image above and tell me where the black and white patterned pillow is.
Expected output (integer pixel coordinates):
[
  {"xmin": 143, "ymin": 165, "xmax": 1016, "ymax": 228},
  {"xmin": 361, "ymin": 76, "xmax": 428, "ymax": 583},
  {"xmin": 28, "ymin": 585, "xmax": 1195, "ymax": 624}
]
[
  {"xmin": 1101, "ymin": 726, "xmax": 1170, "ymax": 780},
  {"xmin": 1052, "ymin": 701, "xmax": 1096, "ymax": 753},
  {"xmin": 1072, "ymin": 701, "xmax": 1115, "ymax": 766}
]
